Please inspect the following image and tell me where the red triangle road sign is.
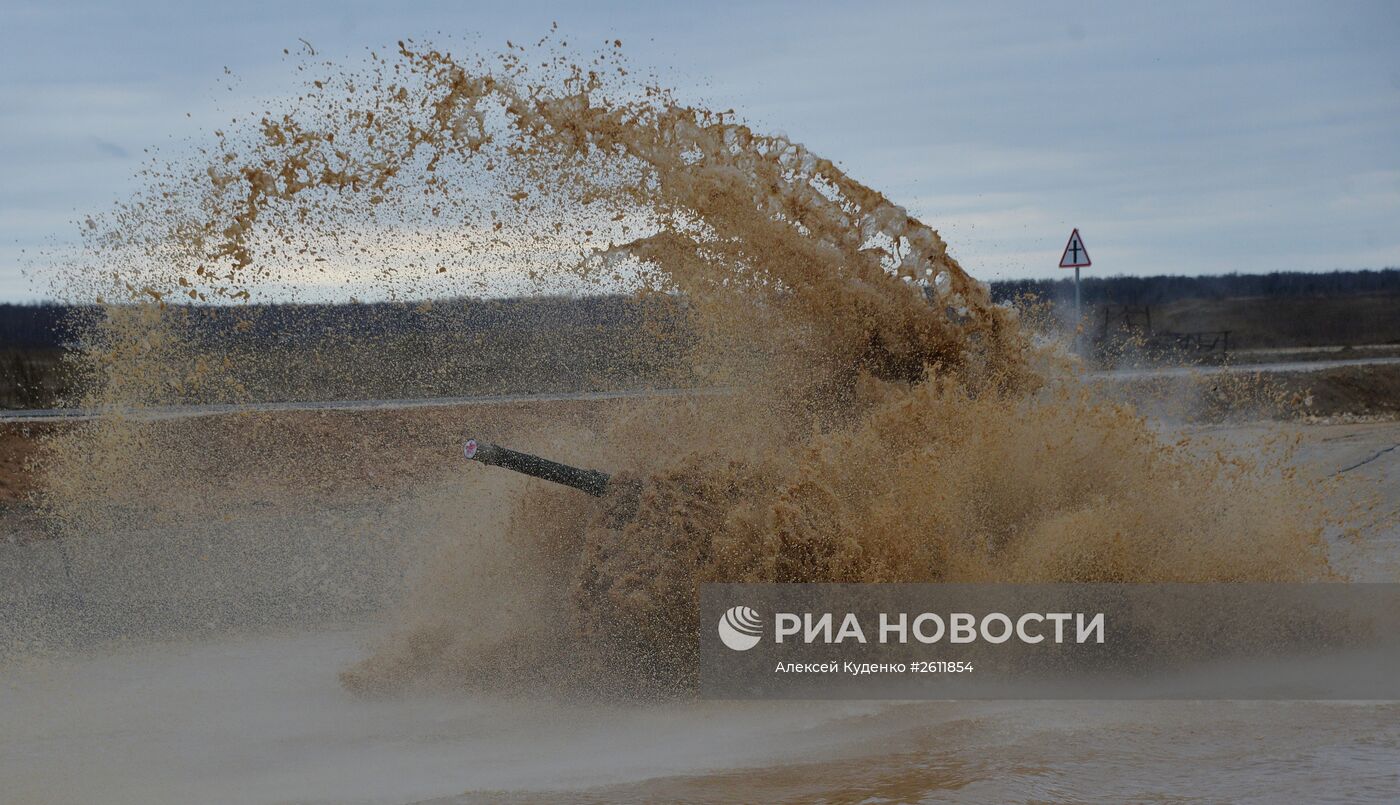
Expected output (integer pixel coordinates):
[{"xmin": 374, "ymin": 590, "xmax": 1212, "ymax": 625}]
[{"xmin": 1059, "ymin": 228, "xmax": 1091, "ymax": 268}]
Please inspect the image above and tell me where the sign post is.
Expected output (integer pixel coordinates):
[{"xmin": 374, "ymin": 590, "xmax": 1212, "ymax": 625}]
[{"xmin": 1058, "ymin": 228, "xmax": 1091, "ymax": 353}]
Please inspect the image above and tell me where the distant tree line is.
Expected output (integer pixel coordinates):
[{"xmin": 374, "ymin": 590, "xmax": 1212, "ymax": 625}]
[
  {"xmin": 0, "ymin": 295, "xmax": 679, "ymax": 349},
  {"xmin": 0, "ymin": 303, "xmax": 88, "ymax": 348},
  {"xmin": 988, "ymin": 268, "xmax": 1400, "ymax": 307},
  {"xmin": 1, "ymin": 269, "xmax": 1395, "ymax": 349}
]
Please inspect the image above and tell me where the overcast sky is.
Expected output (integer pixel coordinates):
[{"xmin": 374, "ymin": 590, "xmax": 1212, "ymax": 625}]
[{"xmin": 2, "ymin": 0, "xmax": 1398, "ymax": 300}]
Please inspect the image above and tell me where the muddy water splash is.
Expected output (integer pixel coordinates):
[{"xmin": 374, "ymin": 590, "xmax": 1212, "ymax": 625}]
[{"xmin": 41, "ymin": 36, "xmax": 1335, "ymax": 695}]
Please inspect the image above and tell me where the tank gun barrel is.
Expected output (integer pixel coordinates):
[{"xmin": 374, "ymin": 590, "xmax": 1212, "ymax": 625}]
[{"xmin": 463, "ymin": 438, "xmax": 612, "ymax": 497}]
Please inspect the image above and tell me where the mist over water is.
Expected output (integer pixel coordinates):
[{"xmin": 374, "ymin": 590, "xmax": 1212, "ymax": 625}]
[{"xmin": 37, "ymin": 34, "xmax": 1339, "ymax": 697}]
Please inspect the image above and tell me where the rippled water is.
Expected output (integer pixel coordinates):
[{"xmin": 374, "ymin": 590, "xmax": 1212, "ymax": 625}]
[
  {"xmin": 5, "ymin": 627, "xmax": 1398, "ymax": 804},
  {"xmin": 5, "ymin": 420, "xmax": 1397, "ymax": 803}
]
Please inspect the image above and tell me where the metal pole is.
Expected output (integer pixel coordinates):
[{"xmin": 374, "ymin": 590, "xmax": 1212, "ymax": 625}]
[
  {"xmin": 1074, "ymin": 265, "xmax": 1082, "ymax": 355},
  {"xmin": 463, "ymin": 438, "xmax": 613, "ymax": 497}
]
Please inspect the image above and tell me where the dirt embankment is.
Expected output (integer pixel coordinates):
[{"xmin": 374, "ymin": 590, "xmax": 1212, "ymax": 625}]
[
  {"xmin": 0, "ymin": 422, "xmax": 57, "ymax": 505},
  {"xmin": 1287, "ymin": 362, "xmax": 1400, "ymax": 418}
]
